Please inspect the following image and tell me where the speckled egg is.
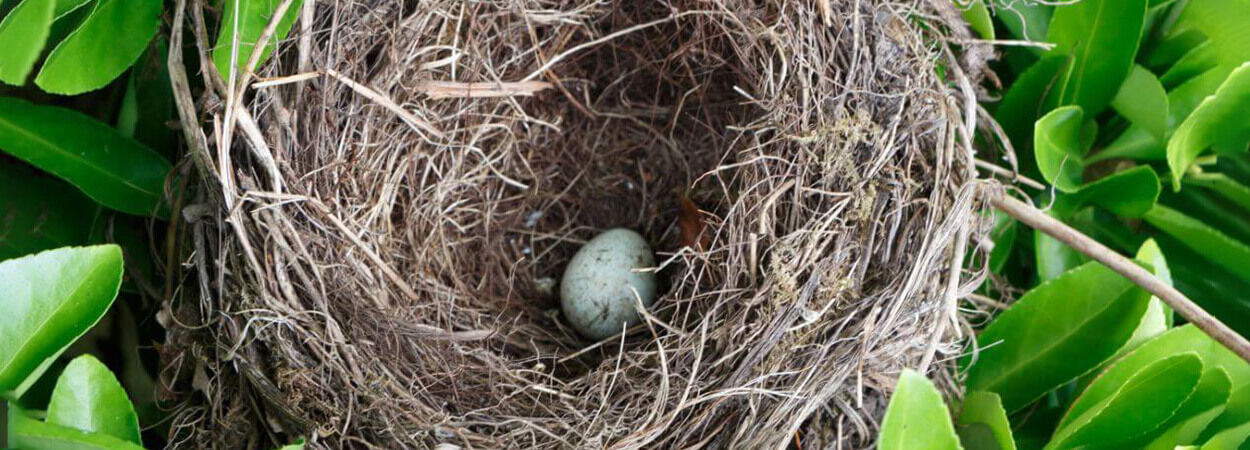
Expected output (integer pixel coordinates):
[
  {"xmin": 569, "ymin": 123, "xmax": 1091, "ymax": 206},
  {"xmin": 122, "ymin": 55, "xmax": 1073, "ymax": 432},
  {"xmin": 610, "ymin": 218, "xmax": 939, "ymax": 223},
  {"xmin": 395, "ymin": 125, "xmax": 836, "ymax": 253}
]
[{"xmin": 560, "ymin": 228, "xmax": 657, "ymax": 340}]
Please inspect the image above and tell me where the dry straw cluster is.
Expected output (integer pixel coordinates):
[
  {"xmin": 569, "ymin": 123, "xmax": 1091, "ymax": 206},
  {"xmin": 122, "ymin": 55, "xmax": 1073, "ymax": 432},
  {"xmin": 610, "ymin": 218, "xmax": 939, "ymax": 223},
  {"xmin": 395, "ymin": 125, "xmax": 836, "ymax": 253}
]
[{"xmin": 162, "ymin": 0, "xmax": 990, "ymax": 447}]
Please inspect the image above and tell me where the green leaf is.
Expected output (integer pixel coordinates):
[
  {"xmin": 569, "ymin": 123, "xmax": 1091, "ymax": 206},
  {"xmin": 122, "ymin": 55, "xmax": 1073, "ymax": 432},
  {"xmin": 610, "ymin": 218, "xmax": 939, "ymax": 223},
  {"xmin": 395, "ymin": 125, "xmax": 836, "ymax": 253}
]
[
  {"xmin": 989, "ymin": 211, "xmax": 1018, "ymax": 274},
  {"xmin": 957, "ymin": 0, "xmax": 995, "ymax": 39},
  {"xmin": 1169, "ymin": 0, "xmax": 1250, "ymax": 67},
  {"xmin": 1034, "ymin": 225, "xmax": 1086, "ymax": 282},
  {"xmin": 0, "ymin": 0, "xmax": 54, "ymax": 85},
  {"xmin": 958, "ymin": 391, "xmax": 1015, "ymax": 450},
  {"xmin": 878, "ymin": 369, "xmax": 963, "ymax": 450},
  {"xmin": 1144, "ymin": 205, "xmax": 1250, "ymax": 283},
  {"xmin": 1201, "ymin": 384, "xmax": 1250, "ymax": 442},
  {"xmin": 53, "ymin": 0, "xmax": 92, "ymax": 19},
  {"xmin": 8, "ymin": 404, "xmax": 146, "ymax": 450},
  {"xmin": 46, "ymin": 354, "xmax": 141, "ymax": 444},
  {"xmin": 996, "ymin": 54, "xmax": 1069, "ymax": 176},
  {"xmin": 0, "ymin": 245, "xmax": 122, "ymax": 400},
  {"xmin": 0, "ymin": 97, "xmax": 171, "ymax": 217},
  {"xmin": 212, "ymin": 0, "xmax": 304, "ymax": 79},
  {"xmin": 1138, "ymin": 369, "xmax": 1231, "ymax": 449},
  {"xmin": 116, "ymin": 38, "xmax": 176, "ymax": 154},
  {"xmin": 1201, "ymin": 421, "xmax": 1250, "ymax": 450},
  {"xmin": 1064, "ymin": 325, "xmax": 1250, "ymax": 430},
  {"xmin": 1185, "ymin": 172, "xmax": 1250, "ymax": 212},
  {"xmin": 33, "ymin": 0, "xmax": 161, "ymax": 95},
  {"xmin": 1047, "ymin": 354, "xmax": 1202, "ymax": 449},
  {"xmin": 1112, "ymin": 65, "xmax": 1169, "ymax": 140},
  {"xmin": 1120, "ymin": 239, "xmax": 1172, "ymax": 354},
  {"xmin": 0, "ymin": 163, "xmax": 98, "ymax": 261},
  {"xmin": 1146, "ymin": 29, "xmax": 1208, "ymax": 71},
  {"xmin": 1058, "ymin": 165, "xmax": 1161, "ymax": 218},
  {"xmin": 993, "ymin": 0, "xmax": 1052, "ymax": 43},
  {"xmin": 1034, "ymin": 105, "xmax": 1087, "ymax": 192},
  {"xmin": 962, "ymin": 261, "xmax": 1151, "ymax": 412},
  {"xmin": 1168, "ymin": 62, "xmax": 1250, "ymax": 190},
  {"xmin": 1045, "ymin": 0, "xmax": 1148, "ymax": 115},
  {"xmin": 1161, "ymin": 41, "xmax": 1219, "ymax": 88}
]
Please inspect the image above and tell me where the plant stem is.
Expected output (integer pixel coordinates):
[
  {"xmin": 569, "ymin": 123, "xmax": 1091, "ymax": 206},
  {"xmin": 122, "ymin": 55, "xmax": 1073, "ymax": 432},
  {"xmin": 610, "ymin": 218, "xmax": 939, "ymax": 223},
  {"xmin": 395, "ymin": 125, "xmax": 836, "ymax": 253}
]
[{"xmin": 989, "ymin": 189, "xmax": 1250, "ymax": 364}]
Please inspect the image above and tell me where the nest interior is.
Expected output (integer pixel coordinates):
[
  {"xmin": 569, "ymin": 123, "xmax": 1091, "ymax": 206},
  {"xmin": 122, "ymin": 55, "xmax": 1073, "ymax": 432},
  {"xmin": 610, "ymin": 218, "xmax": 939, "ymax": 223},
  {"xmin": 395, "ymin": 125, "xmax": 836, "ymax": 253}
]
[{"xmin": 164, "ymin": 0, "xmax": 986, "ymax": 448}]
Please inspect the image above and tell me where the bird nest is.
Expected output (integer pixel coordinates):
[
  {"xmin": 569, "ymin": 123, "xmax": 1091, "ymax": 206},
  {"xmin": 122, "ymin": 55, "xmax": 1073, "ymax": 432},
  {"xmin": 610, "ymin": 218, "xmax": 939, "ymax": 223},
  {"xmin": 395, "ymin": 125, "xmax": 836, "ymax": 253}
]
[{"xmin": 162, "ymin": 0, "xmax": 989, "ymax": 447}]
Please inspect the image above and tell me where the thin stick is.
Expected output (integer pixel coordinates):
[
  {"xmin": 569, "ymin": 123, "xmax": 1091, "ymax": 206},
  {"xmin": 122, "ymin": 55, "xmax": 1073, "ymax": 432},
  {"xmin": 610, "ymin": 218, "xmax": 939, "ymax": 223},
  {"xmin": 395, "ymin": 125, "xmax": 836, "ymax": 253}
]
[{"xmin": 989, "ymin": 190, "xmax": 1250, "ymax": 363}]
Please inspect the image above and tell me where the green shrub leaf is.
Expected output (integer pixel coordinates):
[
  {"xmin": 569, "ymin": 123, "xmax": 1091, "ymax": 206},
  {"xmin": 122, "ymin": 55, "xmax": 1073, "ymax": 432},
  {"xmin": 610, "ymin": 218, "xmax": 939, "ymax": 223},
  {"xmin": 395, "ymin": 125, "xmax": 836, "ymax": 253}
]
[
  {"xmin": 1034, "ymin": 105, "xmax": 1087, "ymax": 192},
  {"xmin": 0, "ymin": 245, "xmax": 122, "ymax": 401},
  {"xmin": 957, "ymin": 391, "xmax": 1015, "ymax": 450},
  {"xmin": 1185, "ymin": 172, "xmax": 1250, "ymax": 212},
  {"xmin": 0, "ymin": 97, "xmax": 171, "ymax": 217},
  {"xmin": 1058, "ymin": 165, "xmax": 1161, "ymax": 218},
  {"xmin": 988, "ymin": 211, "xmax": 1018, "ymax": 274},
  {"xmin": 34, "ymin": 0, "xmax": 161, "ymax": 95},
  {"xmin": 1034, "ymin": 224, "xmax": 1086, "ymax": 282},
  {"xmin": 0, "ymin": 0, "xmax": 54, "ymax": 85},
  {"xmin": 1201, "ymin": 421, "xmax": 1250, "ymax": 450},
  {"xmin": 1138, "ymin": 368, "xmax": 1231, "ymax": 449},
  {"xmin": 212, "ymin": 0, "xmax": 304, "ymax": 79},
  {"xmin": 962, "ymin": 261, "xmax": 1151, "ymax": 412},
  {"xmin": 1143, "ymin": 205, "xmax": 1250, "ymax": 283},
  {"xmin": 1162, "ymin": 41, "xmax": 1219, "ymax": 88},
  {"xmin": 878, "ymin": 369, "xmax": 962, "ymax": 450},
  {"xmin": 1047, "ymin": 354, "xmax": 1203, "ymax": 449},
  {"xmin": 1045, "ymin": 0, "xmax": 1148, "ymax": 115},
  {"xmin": 7, "ymin": 404, "xmax": 146, "ymax": 450},
  {"xmin": 992, "ymin": 0, "xmax": 1051, "ymax": 43},
  {"xmin": 996, "ymin": 54, "xmax": 1068, "ymax": 175},
  {"xmin": 1064, "ymin": 325, "xmax": 1250, "ymax": 430},
  {"xmin": 1111, "ymin": 65, "xmax": 1169, "ymax": 141},
  {"xmin": 1168, "ymin": 62, "xmax": 1250, "ymax": 190},
  {"xmin": 956, "ymin": 0, "xmax": 994, "ymax": 39},
  {"xmin": 46, "ymin": 354, "xmax": 141, "ymax": 445},
  {"xmin": 0, "ymin": 163, "xmax": 98, "ymax": 261}
]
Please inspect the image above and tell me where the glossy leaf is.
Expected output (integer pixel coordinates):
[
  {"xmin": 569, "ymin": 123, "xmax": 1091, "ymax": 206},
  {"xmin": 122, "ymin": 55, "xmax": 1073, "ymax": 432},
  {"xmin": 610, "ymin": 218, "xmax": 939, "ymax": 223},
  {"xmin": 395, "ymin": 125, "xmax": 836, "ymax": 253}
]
[
  {"xmin": 1161, "ymin": 41, "xmax": 1219, "ymax": 88},
  {"xmin": 1065, "ymin": 325, "xmax": 1250, "ymax": 430},
  {"xmin": 878, "ymin": 369, "xmax": 962, "ymax": 450},
  {"xmin": 0, "ymin": 245, "xmax": 122, "ymax": 400},
  {"xmin": 1120, "ymin": 239, "xmax": 1172, "ymax": 354},
  {"xmin": 1144, "ymin": 205, "xmax": 1250, "ymax": 283},
  {"xmin": 1201, "ymin": 421, "xmax": 1250, "ymax": 450},
  {"xmin": 993, "ymin": 0, "xmax": 1051, "ymax": 43},
  {"xmin": 46, "ymin": 354, "xmax": 141, "ymax": 444},
  {"xmin": 957, "ymin": 391, "xmax": 1015, "ymax": 450},
  {"xmin": 8, "ymin": 404, "xmax": 146, "ymax": 450},
  {"xmin": 1185, "ymin": 172, "xmax": 1250, "ymax": 212},
  {"xmin": 996, "ymin": 54, "xmax": 1068, "ymax": 175},
  {"xmin": 53, "ymin": 0, "xmax": 92, "ymax": 18},
  {"xmin": 1058, "ymin": 165, "xmax": 1161, "ymax": 218},
  {"xmin": 34, "ymin": 0, "xmax": 161, "ymax": 94},
  {"xmin": 1047, "ymin": 354, "xmax": 1202, "ymax": 449},
  {"xmin": 0, "ymin": 97, "xmax": 171, "ymax": 217},
  {"xmin": 1111, "ymin": 65, "xmax": 1169, "ymax": 140},
  {"xmin": 1093, "ymin": 66, "xmax": 1233, "ymax": 163},
  {"xmin": 1034, "ymin": 225, "xmax": 1085, "ymax": 282},
  {"xmin": 0, "ymin": 0, "xmax": 54, "ymax": 85},
  {"xmin": 1045, "ymin": 0, "xmax": 1148, "ymax": 115},
  {"xmin": 0, "ymin": 163, "xmax": 97, "ymax": 261},
  {"xmin": 1169, "ymin": 0, "xmax": 1250, "ymax": 67},
  {"xmin": 957, "ymin": 0, "xmax": 994, "ymax": 39},
  {"xmin": 1200, "ymin": 384, "xmax": 1250, "ymax": 442},
  {"xmin": 1138, "ymin": 369, "xmax": 1231, "ymax": 449},
  {"xmin": 1168, "ymin": 62, "xmax": 1250, "ymax": 190},
  {"xmin": 212, "ymin": 0, "xmax": 304, "ymax": 79},
  {"xmin": 1034, "ymin": 106, "xmax": 1087, "ymax": 192},
  {"xmin": 989, "ymin": 211, "xmax": 1018, "ymax": 273},
  {"xmin": 962, "ymin": 261, "xmax": 1151, "ymax": 412}
]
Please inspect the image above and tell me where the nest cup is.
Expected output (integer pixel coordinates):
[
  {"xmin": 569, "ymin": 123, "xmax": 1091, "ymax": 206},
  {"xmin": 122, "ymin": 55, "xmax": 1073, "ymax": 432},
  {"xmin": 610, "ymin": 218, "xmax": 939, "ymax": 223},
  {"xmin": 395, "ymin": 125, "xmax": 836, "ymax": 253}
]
[{"xmin": 165, "ymin": 0, "xmax": 986, "ymax": 447}]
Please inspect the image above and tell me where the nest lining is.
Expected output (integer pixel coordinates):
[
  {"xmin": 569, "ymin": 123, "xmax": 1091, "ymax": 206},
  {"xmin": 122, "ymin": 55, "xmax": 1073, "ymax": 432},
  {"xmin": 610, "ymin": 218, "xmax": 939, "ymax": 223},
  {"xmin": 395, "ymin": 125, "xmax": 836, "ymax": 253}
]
[{"xmin": 163, "ymin": 0, "xmax": 988, "ymax": 448}]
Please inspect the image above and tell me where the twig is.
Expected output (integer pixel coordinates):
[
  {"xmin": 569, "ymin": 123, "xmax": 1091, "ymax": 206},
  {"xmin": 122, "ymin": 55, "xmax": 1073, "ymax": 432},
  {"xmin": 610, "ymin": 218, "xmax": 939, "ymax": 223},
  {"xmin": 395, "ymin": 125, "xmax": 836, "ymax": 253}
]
[{"xmin": 989, "ymin": 189, "xmax": 1250, "ymax": 363}]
